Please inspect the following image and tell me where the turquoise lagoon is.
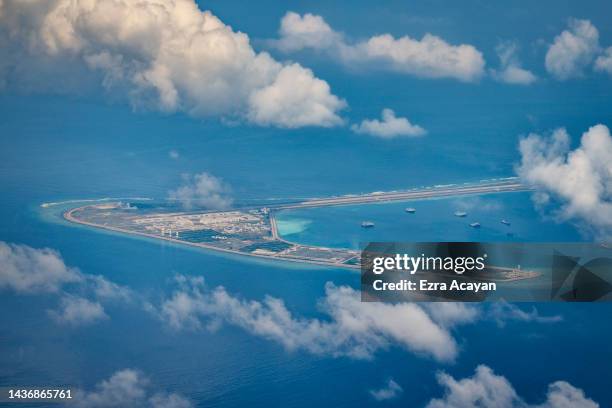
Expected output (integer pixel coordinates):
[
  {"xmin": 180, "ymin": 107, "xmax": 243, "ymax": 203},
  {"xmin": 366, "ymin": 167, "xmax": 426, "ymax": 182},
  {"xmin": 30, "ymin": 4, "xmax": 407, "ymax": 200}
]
[{"xmin": 275, "ymin": 191, "xmax": 585, "ymax": 248}]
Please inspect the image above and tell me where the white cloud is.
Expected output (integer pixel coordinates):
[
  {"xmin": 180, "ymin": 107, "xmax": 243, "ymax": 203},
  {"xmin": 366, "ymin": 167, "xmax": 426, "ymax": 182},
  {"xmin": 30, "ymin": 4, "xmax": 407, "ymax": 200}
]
[
  {"xmin": 169, "ymin": 150, "xmax": 180, "ymax": 160},
  {"xmin": 540, "ymin": 382, "xmax": 599, "ymax": 408},
  {"xmin": 149, "ymin": 393, "xmax": 193, "ymax": 408},
  {"xmin": 157, "ymin": 275, "xmax": 477, "ymax": 362},
  {"xmin": 0, "ymin": 0, "xmax": 344, "ymax": 128},
  {"xmin": 351, "ymin": 109, "xmax": 426, "ymax": 138},
  {"xmin": 87, "ymin": 274, "xmax": 134, "ymax": 303},
  {"xmin": 73, "ymin": 369, "xmax": 192, "ymax": 408},
  {"xmin": 425, "ymin": 301, "xmax": 558, "ymax": 329},
  {"xmin": 369, "ymin": 378, "xmax": 403, "ymax": 401},
  {"xmin": 49, "ymin": 295, "xmax": 108, "ymax": 326},
  {"xmin": 517, "ymin": 124, "xmax": 612, "ymax": 238},
  {"xmin": 168, "ymin": 172, "xmax": 233, "ymax": 210},
  {"xmin": 427, "ymin": 365, "xmax": 598, "ymax": 408},
  {"xmin": 351, "ymin": 34, "xmax": 485, "ymax": 82},
  {"xmin": 424, "ymin": 303, "xmax": 480, "ymax": 328},
  {"xmin": 491, "ymin": 42, "xmax": 537, "ymax": 85},
  {"xmin": 275, "ymin": 12, "xmax": 342, "ymax": 53},
  {"xmin": 274, "ymin": 12, "xmax": 485, "ymax": 82},
  {"xmin": 428, "ymin": 365, "xmax": 520, "ymax": 408},
  {"xmin": 594, "ymin": 47, "xmax": 612, "ymax": 75},
  {"xmin": 0, "ymin": 241, "xmax": 135, "ymax": 324},
  {"xmin": 545, "ymin": 19, "xmax": 600, "ymax": 80},
  {"xmin": 488, "ymin": 301, "xmax": 562, "ymax": 327},
  {"xmin": 247, "ymin": 63, "xmax": 346, "ymax": 128},
  {"xmin": 0, "ymin": 241, "xmax": 82, "ymax": 293},
  {"xmin": 495, "ymin": 65, "xmax": 537, "ymax": 85}
]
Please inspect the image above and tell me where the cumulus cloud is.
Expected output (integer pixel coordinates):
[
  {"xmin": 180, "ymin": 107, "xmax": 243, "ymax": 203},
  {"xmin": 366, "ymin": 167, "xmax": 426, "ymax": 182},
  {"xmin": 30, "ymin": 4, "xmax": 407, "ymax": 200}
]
[
  {"xmin": 426, "ymin": 301, "xmax": 558, "ymax": 329},
  {"xmin": 517, "ymin": 124, "xmax": 612, "ymax": 238},
  {"xmin": 539, "ymin": 382, "xmax": 600, "ymax": 408},
  {"xmin": 275, "ymin": 12, "xmax": 342, "ymax": 53},
  {"xmin": 0, "ymin": 0, "xmax": 344, "ymax": 128},
  {"xmin": 49, "ymin": 295, "xmax": 108, "ymax": 326},
  {"xmin": 247, "ymin": 63, "xmax": 346, "ymax": 128},
  {"xmin": 156, "ymin": 275, "xmax": 477, "ymax": 362},
  {"xmin": 0, "ymin": 241, "xmax": 134, "ymax": 325},
  {"xmin": 351, "ymin": 34, "xmax": 485, "ymax": 82},
  {"xmin": 273, "ymin": 12, "xmax": 485, "ymax": 82},
  {"xmin": 369, "ymin": 379, "xmax": 403, "ymax": 401},
  {"xmin": 594, "ymin": 47, "xmax": 612, "ymax": 75},
  {"xmin": 0, "ymin": 241, "xmax": 82, "ymax": 293},
  {"xmin": 168, "ymin": 172, "xmax": 233, "ymax": 210},
  {"xmin": 488, "ymin": 301, "xmax": 562, "ymax": 327},
  {"xmin": 491, "ymin": 42, "xmax": 537, "ymax": 85},
  {"xmin": 545, "ymin": 19, "xmax": 600, "ymax": 80},
  {"xmin": 351, "ymin": 109, "xmax": 426, "ymax": 138},
  {"xmin": 427, "ymin": 365, "xmax": 598, "ymax": 408},
  {"xmin": 428, "ymin": 365, "xmax": 520, "ymax": 408},
  {"xmin": 73, "ymin": 369, "xmax": 192, "ymax": 408},
  {"xmin": 88, "ymin": 274, "xmax": 134, "ymax": 303},
  {"xmin": 149, "ymin": 394, "xmax": 193, "ymax": 408},
  {"xmin": 424, "ymin": 303, "xmax": 480, "ymax": 328},
  {"xmin": 168, "ymin": 150, "xmax": 180, "ymax": 160}
]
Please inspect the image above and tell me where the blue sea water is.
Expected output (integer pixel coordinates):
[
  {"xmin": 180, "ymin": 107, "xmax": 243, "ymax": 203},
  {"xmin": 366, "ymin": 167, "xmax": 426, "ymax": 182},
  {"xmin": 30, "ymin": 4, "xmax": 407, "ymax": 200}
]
[
  {"xmin": 275, "ymin": 192, "xmax": 586, "ymax": 249},
  {"xmin": 1, "ymin": 96, "xmax": 611, "ymax": 407},
  {"xmin": 1, "ymin": 1, "xmax": 612, "ymax": 404}
]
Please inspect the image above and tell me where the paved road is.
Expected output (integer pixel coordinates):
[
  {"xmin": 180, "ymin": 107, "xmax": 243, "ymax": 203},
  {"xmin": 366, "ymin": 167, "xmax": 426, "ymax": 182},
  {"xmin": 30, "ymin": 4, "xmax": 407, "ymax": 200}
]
[
  {"xmin": 63, "ymin": 179, "xmax": 531, "ymax": 271},
  {"xmin": 275, "ymin": 180, "xmax": 528, "ymax": 210}
]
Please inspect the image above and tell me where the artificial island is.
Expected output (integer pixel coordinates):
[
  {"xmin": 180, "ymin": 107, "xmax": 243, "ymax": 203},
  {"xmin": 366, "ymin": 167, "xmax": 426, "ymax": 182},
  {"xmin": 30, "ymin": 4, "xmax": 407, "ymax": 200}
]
[{"xmin": 63, "ymin": 178, "xmax": 531, "ymax": 275}]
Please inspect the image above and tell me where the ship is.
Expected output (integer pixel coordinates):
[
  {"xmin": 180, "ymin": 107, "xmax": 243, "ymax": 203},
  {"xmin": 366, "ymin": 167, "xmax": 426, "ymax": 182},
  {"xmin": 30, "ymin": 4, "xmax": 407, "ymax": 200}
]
[
  {"xmin": 405, "ymin": 207, "xmax": 416, "ymax": 213},
  {"xmin": 454, "ymin": 211, "xmax": 467, "ymax": 217},
  {"xmin": 361, "ymin": 221, "xmax": 375, "ymax": 228},
  {"xmin": 469, "ymin": 222, "xmax": 481, "ymax": 228},
  {"xmin": 501, "ymin": 219, "xmax": 511, "ymax": 226}
]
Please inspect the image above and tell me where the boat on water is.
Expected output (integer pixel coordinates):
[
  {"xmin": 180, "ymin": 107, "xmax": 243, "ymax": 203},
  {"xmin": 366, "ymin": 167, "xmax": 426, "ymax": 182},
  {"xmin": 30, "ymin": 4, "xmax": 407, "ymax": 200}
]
[
  {"xmin": 361, "ymin": 221, "xmax": 375, "ymax": 228},
  {"xmin": 454, "ymin": 211, "xmax": 468, "ymax": 217},
  {"xmin": 501, "ymin": 219, "xmax": 511, "ymax": 226},
  {"xmin": 469, "ymin": 222, "xmax": 481, "ymax": 228},
  {"xmin": 405, "ymin": 207, "xmax": 416, "ymax": 213}
]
